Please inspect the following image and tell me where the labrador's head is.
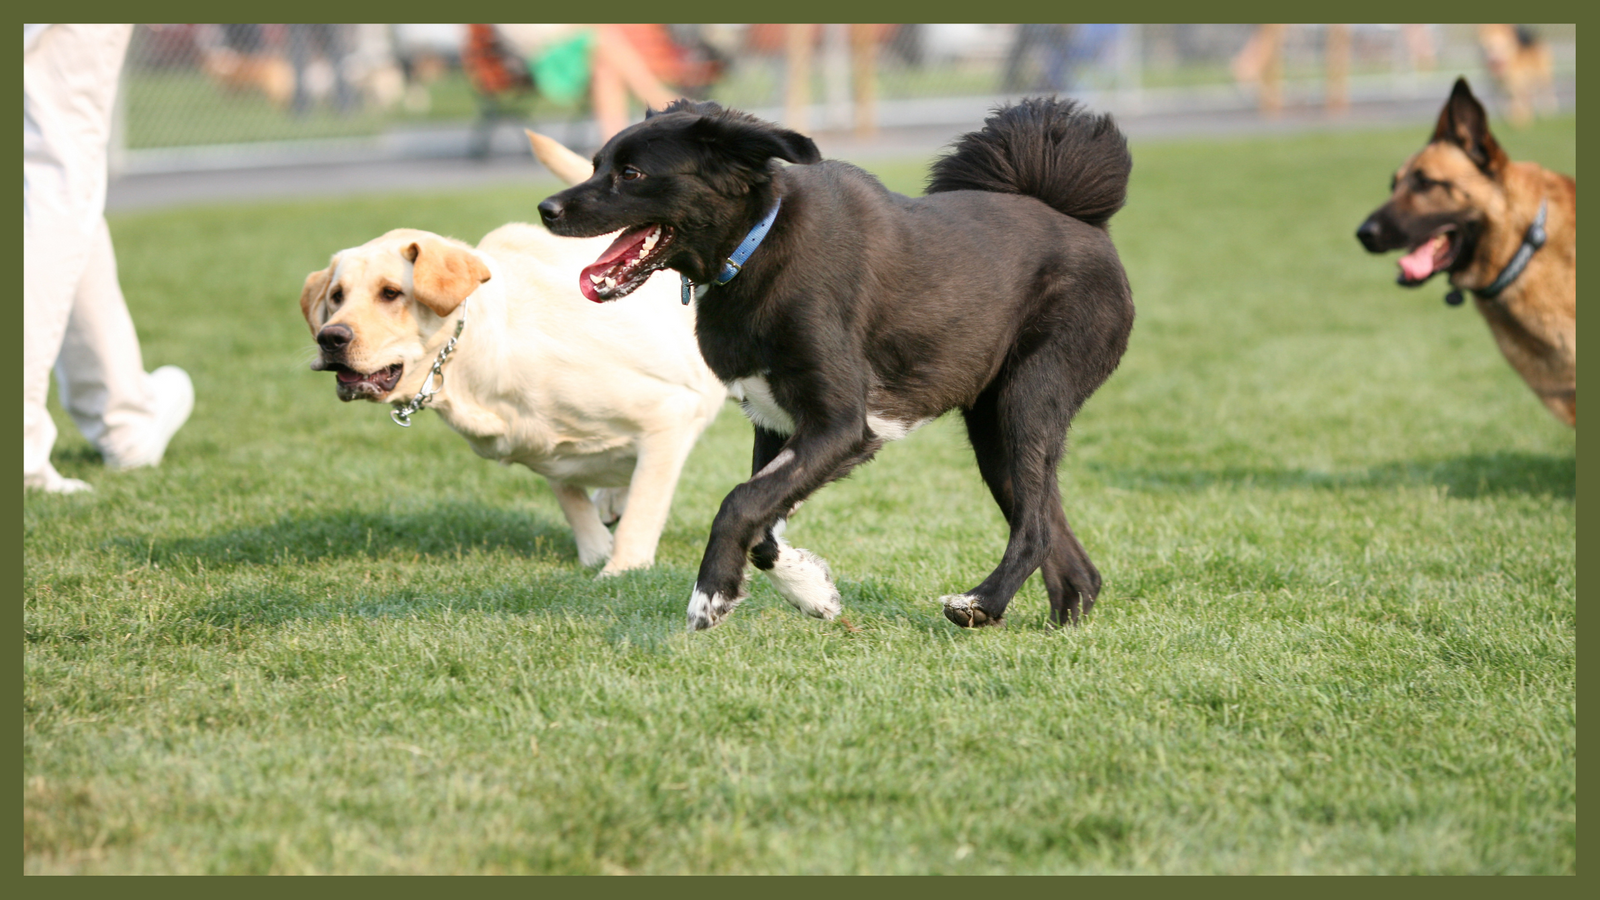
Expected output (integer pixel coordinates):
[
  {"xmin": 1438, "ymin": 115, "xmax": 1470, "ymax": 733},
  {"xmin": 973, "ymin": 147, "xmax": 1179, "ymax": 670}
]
[{"xmin": 300, "ymin": 229, "xmax": 490, "ymax": 402}]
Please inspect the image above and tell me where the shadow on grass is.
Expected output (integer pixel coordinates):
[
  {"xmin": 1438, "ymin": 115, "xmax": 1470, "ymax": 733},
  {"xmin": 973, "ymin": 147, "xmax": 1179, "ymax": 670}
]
[
  {"xmin": 181, "ymin": 566, "xmax": 950, "ymax": 636},
  {"xmin": 1099, "ymin": 452, "xmax": 1574, "ymax": 500},
  {"xmin": 186, "ymin": 569, "xmax": 643, "ymax": 629},
  {"xmin": 50, "ymin": 444, "xmax": 104, "ymax": 468},
  {"xmin": 119, "ymin": 500, "xmax": 579, "ymax": 569}
]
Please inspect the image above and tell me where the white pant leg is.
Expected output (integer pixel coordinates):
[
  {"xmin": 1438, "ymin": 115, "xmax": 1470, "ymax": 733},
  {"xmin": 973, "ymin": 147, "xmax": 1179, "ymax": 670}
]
[
  {"xmin": 55, "ymin": 218, "xmax": 155, "ymax": 460},
  {"xmin": 22, "ymin": 24, "xmax": 134, "ymax": 486}
]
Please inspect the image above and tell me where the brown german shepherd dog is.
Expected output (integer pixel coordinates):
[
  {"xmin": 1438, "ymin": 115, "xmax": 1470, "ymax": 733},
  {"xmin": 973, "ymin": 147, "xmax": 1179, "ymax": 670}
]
[{"xmin": 1357, "ymin": 78, "xmax": 1576, "ymax": 426}]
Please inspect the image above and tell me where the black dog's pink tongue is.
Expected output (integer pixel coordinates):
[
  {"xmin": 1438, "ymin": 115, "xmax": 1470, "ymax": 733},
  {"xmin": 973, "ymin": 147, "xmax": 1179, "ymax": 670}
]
[{"xmin": 580, "ymin": 225, "xmax": 655, "ymax": 302}]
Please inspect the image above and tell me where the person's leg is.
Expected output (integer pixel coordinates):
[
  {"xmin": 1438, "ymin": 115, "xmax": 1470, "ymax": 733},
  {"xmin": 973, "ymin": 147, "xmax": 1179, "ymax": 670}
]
[
  {"xmin": 589, "ymin": 25, "xmax": 678, "ymax": 127},
  {"xmin": 589, "ymin": 61, "xmax": 630, "ymax": 140},
  {"xmin": 55, "ymin": 217, "xmax": 191, "ymax": 469},
  {"xmin": 23, "ymin": 24, "xmax": 133, "ymax": 492}
]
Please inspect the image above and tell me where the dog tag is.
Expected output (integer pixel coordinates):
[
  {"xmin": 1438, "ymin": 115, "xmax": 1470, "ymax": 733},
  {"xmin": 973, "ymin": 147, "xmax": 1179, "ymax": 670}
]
[
  {"xmin": 1445, "ymin": 289, "xmax": 1465, "ymax": 307},
  {"xmin": 680, "ymin": 275, "xmax": 710, "ymax": 305}
]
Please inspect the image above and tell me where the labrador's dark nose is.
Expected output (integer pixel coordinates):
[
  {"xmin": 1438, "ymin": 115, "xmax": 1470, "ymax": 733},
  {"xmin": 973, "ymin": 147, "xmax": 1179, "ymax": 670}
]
[
  {"xmin": 1355, "ymin": 216, "xmax": 1385, "ymax": 253},
  {"xmin": 538, "ymin": 198, "xmax": 565, "ymax": 226},
  {"xmin": 317, "ymin": 323, "xmax": 353, "ymax": 351}
]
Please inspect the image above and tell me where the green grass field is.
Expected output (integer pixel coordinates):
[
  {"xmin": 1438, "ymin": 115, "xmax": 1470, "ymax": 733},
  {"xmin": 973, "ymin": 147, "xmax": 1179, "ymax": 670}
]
[{"xmin": 23, "ymin": 116, "xmax": 1575, "ymax": 874}]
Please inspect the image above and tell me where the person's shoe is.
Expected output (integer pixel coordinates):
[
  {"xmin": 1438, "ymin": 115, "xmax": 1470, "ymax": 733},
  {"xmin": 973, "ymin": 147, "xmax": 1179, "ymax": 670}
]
[
  {"xmin": 24, "ymin": 463, "xmax": 92, "ymax": 494},
  {"xmin": 103, "ymin": 365, "xmax": 194, "ymax": 470}
]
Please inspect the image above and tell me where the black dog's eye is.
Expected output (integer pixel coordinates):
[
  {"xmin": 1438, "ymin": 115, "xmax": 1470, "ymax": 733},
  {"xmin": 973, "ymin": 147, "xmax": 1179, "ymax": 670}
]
[
  {"xmin": 620, "ymin": 165, "xmax": 645, "ymax": 182},
  {"xmin": 1389, "ymin": 174, "xmax": 1398, "ymax": 192},
  {"xmin": 380, "ymin": 286, "xmax": 402, "ymax": 301}
]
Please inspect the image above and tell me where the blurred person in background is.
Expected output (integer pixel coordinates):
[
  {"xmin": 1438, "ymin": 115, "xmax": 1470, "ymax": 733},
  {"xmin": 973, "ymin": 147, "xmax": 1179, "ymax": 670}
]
[
  {"xmin": 23, "ymin": 24, "xmax": 194, "ymax": 494},
  {"xmin": 1002, "ymin": 23, "xmax": 1072, "ymax": 92},
  {"xmin": 497, "ymin": 24, "xmax": 679, "ymax": 140},
  {"xmin": 288, "ymin": 23, "xmax": 358, "ymax": 115}
]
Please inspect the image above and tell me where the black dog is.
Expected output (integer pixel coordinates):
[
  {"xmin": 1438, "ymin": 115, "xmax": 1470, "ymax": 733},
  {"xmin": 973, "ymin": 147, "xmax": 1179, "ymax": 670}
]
[{"xmin": 538, "ymin": 97, "xmax": 1134, "ymax": 630}]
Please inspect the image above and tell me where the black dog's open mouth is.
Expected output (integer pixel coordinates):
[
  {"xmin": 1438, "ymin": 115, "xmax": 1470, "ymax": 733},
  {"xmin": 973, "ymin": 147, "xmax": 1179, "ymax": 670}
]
[
  {"xmin": 581, "ymin": 224, "xmax": 676, "ymax": 302},
  {"xmin": 1395, "ymin": 227, "xmax": 1461, "ymax": 286},
  {"xmin": 329, "ymin": 362, "xmax": 402, "ymax": 400}
]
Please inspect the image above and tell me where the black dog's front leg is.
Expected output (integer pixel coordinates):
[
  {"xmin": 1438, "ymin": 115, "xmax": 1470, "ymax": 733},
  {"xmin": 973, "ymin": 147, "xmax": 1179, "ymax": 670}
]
[
  {"xmin": 686, "ymin": 415, "xmax": 878, "ymax": 630},
  {"xmin": 745, "ymin": 426, "xmax": 790, "ymax": 570}
]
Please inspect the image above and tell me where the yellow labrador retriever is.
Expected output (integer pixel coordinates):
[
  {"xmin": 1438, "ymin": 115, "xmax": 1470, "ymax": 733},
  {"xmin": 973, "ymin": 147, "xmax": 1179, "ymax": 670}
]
[{"xmin": 299, "ymin": 224, "xmax": 725, "ymax": 574}]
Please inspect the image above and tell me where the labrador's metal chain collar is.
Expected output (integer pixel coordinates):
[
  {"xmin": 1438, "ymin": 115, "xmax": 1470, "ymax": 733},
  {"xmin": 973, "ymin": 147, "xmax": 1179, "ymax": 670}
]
[{"xmin": 390, "ymin": 302, "xmax": 467, "ymax": 427}]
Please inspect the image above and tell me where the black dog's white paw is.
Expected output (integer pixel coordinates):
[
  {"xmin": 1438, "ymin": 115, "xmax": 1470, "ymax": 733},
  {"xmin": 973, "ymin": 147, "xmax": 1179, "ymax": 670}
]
[
  {"xmin": 687, "ymin": 586, "xmax": 746, "ymax": 631},
  {"xmin": 767, "ymin": 546, "xmax": 841, "ymax": 620},
  {"xmin": 940, "ymin": 594, "xmax": 1005, "ymax": 628}
]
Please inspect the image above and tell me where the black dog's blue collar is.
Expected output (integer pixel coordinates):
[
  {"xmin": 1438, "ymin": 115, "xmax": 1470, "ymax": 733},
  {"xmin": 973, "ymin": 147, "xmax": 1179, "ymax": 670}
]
[
  {"xmin": 1446, "ymin": 200, "xmax": 1547, "ymax": 306},
  {"xmin": 681, "ymin": 198, "xmax": 783, "ymax": 304}
]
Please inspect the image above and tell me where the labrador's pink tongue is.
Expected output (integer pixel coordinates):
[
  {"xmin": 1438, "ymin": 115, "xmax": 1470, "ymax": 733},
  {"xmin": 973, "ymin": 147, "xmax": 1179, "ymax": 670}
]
[
  {"xmin": 579, "ymin": 226, "xmax": 653, "ymax": 302},
  {"xmin": 1399, "ymin": 235, "xmax": 1446, "ymax": 281}
]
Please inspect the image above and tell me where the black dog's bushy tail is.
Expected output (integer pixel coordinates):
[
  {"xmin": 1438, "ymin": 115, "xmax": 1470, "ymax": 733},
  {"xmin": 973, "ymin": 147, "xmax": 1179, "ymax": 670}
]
[{"xmin": 927, "ymin": 97, "xmax": 1131, "ymax": 230}]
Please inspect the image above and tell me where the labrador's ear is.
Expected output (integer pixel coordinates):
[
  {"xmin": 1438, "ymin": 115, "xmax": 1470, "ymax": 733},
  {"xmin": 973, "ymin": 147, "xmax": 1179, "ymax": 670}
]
[
  {"xmin": 403, "ymin": 237, "xmax": 491, "ymax": 317},
  {"xmin": 299, "ymin": 261, "xmax": 334, "ymax": 333},
  {"xmin": 526, "ymin": 129, "xmax": 594, "ymax": 186}
]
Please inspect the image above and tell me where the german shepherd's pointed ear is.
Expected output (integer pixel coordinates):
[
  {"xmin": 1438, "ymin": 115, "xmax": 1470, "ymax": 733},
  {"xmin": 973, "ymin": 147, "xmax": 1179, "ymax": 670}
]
[
  {"xmin": 299, "ymin": 261, "xmax": 333, "ymax": 333},
  {"xmin": 526, "ymin": 129, "xmax": 594, "ymax": 186},
  {"xmin": 403, "ymin": 237, "xmax": 491, "ymax": 317},
  {"xmin": 1432, "ymin": 77, "xmax": 1509, "ymax": 177}
]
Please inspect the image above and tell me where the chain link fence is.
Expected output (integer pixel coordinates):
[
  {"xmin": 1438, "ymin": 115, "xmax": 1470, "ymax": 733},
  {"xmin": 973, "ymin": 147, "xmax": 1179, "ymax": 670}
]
[{"xmin": 114, "ymin": 24, "xmax": 1577, "ymax": 173}]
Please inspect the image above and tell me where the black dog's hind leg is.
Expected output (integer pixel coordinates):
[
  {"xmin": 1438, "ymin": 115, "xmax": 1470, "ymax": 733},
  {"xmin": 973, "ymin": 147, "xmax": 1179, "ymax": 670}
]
[
  {"xmin": 949, "ymin": 356, "xmax": 1099, "ymax": 627},
  {"xmin": 1041, "ymin": 501, "xmax": 1100, "ymax": 625},
  {"xmin": 688, "ymin": 418, "xmax": 876, "ymax": 631}
]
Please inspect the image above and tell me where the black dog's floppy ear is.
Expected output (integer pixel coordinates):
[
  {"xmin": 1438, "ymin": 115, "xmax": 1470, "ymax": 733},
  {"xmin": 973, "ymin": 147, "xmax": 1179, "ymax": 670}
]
[
  {"xmin": 688, "ymin": 109, "xmax": 822, "ymax": 168},
  {"xmin": 1432, "ymin": 77, "xmax": 1508, "ymax": 177}
]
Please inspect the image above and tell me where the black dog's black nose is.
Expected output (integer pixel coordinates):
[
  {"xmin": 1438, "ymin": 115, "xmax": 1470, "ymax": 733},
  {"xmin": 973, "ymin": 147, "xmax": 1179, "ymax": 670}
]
[
  {"xmin": 317, "ymin": 324, "xmax": 353, "ymax": 351},
  {"xmin": 538, "ymin": 198, "xmax": 564, "ymax": 225},
  {"xmin": 1355, "ymin": 217, "xmax": 1384, "ymax": 252}
]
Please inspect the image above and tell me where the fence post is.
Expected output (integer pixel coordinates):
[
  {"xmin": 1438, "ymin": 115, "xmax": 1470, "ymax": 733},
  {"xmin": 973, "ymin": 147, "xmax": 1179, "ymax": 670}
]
[
  {"xmin": 1326, "ymin": 23, "xmax": 1350, "ymax": 113},
  {"xmin": 1116, "ymin": 24, "xmax": 1144, "ymax": 114},
  {"xmin": 822, "ymin": 24, "xmax": 850, "ymax": 131},
  {"xmin": 785, "ymin": 24, "xmax": 813, "ymax": 131},
  {"xmin": 1258, "ymin": 24, "xmax": 1286, "ymax": 116},
  {"xmin": 850, "ymin": 24, "xmax": 878, "ymax": 137}
]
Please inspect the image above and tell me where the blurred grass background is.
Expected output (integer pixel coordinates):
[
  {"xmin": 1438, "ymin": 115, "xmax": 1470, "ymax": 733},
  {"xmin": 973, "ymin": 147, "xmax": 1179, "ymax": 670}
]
[{"xmin": 23, "ymin": 115, "xmax": 1575, "ymax": 873}]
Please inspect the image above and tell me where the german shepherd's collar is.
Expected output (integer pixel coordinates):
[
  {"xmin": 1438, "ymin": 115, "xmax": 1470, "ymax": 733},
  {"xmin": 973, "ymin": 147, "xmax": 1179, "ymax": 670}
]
[
  {"xmin": 1447, "ymin": 199, "xmax": 1546, "ymax": 305},
  {"xmin": 1357, "ymin": 77, "xmax": 1576, "ymax": 426}
]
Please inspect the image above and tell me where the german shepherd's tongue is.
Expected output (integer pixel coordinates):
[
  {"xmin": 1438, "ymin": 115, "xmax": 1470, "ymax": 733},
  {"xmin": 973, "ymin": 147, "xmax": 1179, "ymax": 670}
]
[
  {"xmin": 1398, "ymin": 233, "xmax": 1450, "ymax": 283},
  {"xmin": 580, "ymin": 225, "xmax": 662, "ymax": 302}
]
